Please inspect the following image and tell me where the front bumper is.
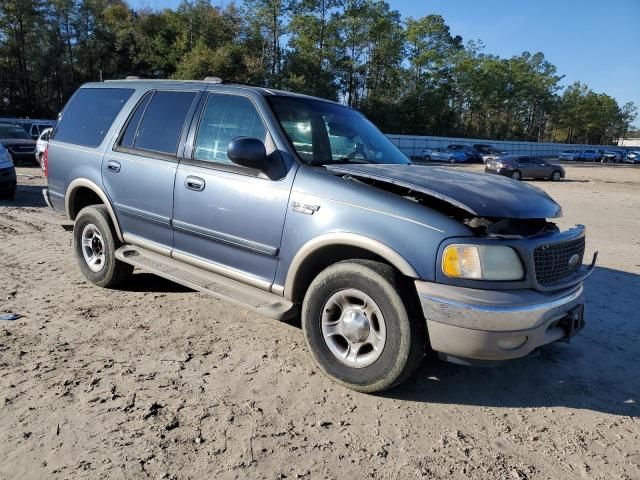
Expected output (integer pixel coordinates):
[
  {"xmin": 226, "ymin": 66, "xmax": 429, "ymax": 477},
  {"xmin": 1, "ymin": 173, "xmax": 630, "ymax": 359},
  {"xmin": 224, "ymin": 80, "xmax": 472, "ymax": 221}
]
[{"xmin": 416, "ymin": 281, "xmax": 586, "ymax": 364}]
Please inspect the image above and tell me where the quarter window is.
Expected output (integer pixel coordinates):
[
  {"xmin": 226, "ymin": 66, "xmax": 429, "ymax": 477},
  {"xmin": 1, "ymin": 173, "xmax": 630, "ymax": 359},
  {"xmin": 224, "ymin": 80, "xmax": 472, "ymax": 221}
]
[
  {"xmin": 132, "ymin": 91, "xmax": 197, "ymax": 155},
  {"xmin": 54, "ymin": 88, "xmax": 134, "ymax": 147},
  {"xmin": 194, "ymin": 94, "xmax": 266, "ymax": 165}
]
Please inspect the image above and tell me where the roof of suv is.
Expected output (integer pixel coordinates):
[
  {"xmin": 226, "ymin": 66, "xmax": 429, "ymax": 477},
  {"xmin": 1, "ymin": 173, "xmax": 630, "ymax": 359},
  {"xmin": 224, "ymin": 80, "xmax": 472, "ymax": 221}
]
[{"xmin": 87, "ymin": 79, "xmax": 342, "ymax": 105}]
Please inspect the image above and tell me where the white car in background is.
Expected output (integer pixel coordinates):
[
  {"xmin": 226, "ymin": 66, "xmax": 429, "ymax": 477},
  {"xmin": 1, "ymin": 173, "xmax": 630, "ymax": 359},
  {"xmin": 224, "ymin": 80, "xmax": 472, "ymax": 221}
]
[{"xmin": 35, "ymin": 127, "xmax": 52, "ymax": 169}]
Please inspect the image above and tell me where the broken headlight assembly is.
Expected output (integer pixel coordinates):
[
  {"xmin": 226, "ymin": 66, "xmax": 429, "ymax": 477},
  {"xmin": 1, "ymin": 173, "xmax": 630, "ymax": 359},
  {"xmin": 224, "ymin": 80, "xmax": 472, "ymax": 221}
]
[{"xmin": 442, "ymin": 244, "xmax": 524, "ymax": 281}]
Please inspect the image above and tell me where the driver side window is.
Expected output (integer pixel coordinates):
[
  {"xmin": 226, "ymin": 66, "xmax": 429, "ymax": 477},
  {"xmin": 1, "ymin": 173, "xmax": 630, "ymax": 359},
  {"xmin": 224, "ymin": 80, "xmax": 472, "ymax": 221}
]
[{"xmin": 194, "ymin": 94, "xmax": 267, "ymax": 165}]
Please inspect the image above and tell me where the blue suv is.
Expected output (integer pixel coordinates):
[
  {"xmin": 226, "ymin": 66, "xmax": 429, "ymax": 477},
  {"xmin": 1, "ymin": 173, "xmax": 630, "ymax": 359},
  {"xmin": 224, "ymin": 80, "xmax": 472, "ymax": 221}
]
[{"xmin": 44, "ymin": 79, "xmax": 596, "ymax": 392}]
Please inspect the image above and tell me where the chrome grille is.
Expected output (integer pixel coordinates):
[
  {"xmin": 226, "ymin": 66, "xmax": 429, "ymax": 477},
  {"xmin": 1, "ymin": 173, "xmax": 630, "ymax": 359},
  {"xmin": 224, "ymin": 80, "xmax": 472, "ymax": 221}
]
[{"xmin": 534, "ymin": 236, "xmax": 585, "ymax": 286}]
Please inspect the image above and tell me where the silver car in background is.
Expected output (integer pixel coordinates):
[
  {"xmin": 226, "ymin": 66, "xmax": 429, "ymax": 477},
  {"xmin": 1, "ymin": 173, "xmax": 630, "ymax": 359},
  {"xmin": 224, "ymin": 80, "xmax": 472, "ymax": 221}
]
[
  {"xmin": 421, "ymin": 147, "xmax": 467, "ymax": 163},
  {"xmin": 558, "ymin": 149, "xmax": 580, "ymax": 161}
]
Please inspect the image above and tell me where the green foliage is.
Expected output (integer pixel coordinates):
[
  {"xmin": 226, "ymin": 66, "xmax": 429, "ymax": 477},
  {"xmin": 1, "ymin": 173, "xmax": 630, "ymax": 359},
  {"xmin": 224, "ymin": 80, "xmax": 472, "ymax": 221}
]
[{"xmin": 0, "ymin": 0, "xmax": 634, "ymax": 143}]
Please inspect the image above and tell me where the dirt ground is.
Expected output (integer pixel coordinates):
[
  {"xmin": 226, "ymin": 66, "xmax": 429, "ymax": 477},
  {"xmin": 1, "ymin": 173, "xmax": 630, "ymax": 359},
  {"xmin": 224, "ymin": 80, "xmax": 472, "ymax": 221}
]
[{"xmin": 1, "ymin": 163, "xmax": 639, "ymax": 480}]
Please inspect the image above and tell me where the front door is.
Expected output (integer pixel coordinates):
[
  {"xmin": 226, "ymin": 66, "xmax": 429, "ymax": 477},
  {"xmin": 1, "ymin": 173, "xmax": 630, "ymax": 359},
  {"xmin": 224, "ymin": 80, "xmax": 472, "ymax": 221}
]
[{"xmin": 172, "ymin": 92, "xmax": 293, "ymax": 289}]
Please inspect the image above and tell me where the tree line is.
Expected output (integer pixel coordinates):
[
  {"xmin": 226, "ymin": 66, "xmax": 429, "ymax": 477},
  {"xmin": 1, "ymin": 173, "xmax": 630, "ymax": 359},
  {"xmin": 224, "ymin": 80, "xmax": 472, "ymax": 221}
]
[{"xmin": 0, "ymin": 0, "xmax": 636, "ymax": 144}]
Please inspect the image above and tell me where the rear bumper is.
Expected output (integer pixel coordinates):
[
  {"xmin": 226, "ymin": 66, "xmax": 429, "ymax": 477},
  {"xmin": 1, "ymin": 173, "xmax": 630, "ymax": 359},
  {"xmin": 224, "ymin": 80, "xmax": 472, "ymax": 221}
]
[{"xmin": 416, "ymin": 281, "xmax": 585, "ymax": 364}]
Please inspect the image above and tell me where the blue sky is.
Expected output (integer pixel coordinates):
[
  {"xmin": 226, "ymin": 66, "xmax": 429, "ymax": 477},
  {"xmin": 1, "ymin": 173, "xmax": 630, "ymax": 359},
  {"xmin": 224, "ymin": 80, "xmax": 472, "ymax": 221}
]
[{"xmin": 127, "ymin": 0, "xmax": 640, "ymax": 110}]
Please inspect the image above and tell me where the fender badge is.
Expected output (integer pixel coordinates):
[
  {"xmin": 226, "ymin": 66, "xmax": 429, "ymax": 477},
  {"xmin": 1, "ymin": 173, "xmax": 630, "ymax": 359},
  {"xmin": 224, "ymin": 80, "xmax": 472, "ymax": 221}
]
[{"xmin": 291, "ymin": 201, "xmax": 320, "ymax": 215}]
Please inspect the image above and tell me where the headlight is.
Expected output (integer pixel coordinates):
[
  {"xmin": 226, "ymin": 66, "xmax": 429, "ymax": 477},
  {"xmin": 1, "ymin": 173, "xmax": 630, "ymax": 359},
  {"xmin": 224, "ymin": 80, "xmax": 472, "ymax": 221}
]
[{"xmin": 442, "ymin": 244, "xmax": 524, "ymax": 280}]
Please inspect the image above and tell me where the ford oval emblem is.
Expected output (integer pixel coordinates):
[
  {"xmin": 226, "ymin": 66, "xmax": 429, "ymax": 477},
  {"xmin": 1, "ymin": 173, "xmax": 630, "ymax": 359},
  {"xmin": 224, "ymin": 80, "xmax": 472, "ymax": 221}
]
[{"xmin": 568, "ymin": 254, "xmax": 580, "ymax": 268}]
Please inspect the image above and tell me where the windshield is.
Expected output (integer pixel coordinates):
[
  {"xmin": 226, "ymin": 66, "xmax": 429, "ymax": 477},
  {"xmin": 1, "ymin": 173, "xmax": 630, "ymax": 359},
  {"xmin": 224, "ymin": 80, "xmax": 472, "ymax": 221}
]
[
  {"xmin": 0, "ymin": 125, "xmax": 30, "ymax": 139},
  {"xmin": 268, "ymin": 96, "xmax": 410, "ymax": 166}
]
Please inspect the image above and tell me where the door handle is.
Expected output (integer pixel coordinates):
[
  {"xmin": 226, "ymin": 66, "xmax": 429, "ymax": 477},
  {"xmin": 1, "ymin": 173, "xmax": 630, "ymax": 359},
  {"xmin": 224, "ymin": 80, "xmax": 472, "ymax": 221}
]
[
  {"xmin": 185, "ymin": 176, "xmax": 205, "ymax": 192},
  {"xmin": 107, "ymin": 160, "xmax": 121, "ymax": 173}
]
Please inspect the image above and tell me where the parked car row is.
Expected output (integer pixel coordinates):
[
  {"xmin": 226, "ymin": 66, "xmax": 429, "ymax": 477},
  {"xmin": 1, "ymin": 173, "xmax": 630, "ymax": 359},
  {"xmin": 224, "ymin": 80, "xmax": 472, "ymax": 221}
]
[
  {"xmin": 0, "ymin": 117, "xmax": 55, "ymax": 139},
  {"xmin": 0, "ymin": 122, "xmax": 53, "ymax": 167},
  {"xmin": 422, "ymin": 144, "xmax": 506, "ymax": 164},
  {"xmin": 558, "ymin": 148, "xmax": 638, "ymax": 163}
]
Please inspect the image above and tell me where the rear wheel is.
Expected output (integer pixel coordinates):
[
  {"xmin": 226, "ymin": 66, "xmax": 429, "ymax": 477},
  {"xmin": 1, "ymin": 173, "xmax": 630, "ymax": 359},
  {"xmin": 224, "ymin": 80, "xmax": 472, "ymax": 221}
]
[
  {"xmin": 301, "ymin": 260, "xmax": 426, "ymax": 393},
  {"xmin": 511, "ymin": 170, "xmax": 522, "ymax": 180},
  {"xmin": 73, "ymin": 205, "xmax": 133, "ymax": 288},
  {"xmin": 551, "ymin": 170, "xmax": 562, "ymax": 182},
  {"xmin": 423, "ymin": 155, "xmax": 431, "ymax": 162},
  {"xmin": 449, "ymin": 157, "xmax": 456, "ymax": 164}
]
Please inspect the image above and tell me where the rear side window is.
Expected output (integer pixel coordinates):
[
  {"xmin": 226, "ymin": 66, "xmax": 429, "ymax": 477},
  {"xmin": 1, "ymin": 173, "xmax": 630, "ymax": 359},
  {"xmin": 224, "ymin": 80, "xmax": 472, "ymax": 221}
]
[
  {"xmin": 132, "ymin": 91, "xmax": 197, "ymax": 155},
  {"xmin": 193, "ymin": 94, "xmax": 266, "ymax": 165},
  {"xmin": 54, "ymin": 88, "xmax": 134, "ymax": 147}
]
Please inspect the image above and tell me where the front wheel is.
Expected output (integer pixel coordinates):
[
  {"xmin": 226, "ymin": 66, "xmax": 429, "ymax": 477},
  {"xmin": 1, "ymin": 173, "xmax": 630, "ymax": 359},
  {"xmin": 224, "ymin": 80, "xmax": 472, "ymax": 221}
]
[
  {"xmin": 301, "ymin": 260, "xmax": 426, "ymax": 393},
  {"xmin": 423, "ymin": 155, "xmax": 431, "ymax": 162},
  {"xmin": 511, "ymin": 170, "xmax": 522, "ymax": 180},
  {"xmin": 449, "ymin": 157, "xmax": 456, "ymax": 164},
  {"xmin": 73, "ymin": 205, "xmax": 133, "ymax": 288},
  {"xmin": 551, "ymin": 170, "xmax": 562, "ymax": 181}
]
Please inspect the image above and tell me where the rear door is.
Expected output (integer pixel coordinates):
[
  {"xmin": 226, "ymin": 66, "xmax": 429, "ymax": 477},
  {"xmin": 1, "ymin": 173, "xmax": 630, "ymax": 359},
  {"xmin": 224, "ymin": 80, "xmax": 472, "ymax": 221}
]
[
  {"xmin": 172, "ymin": 91, "xmax": 293, "ymax": 288},
  {"xmin": 515, "ymin": 157, "xmax": 531, "ymax": 177},
  {"xmin": 102, "ymin": 89, "xmax": 200, "ymax": 252},
  {"xmin": 528, "ymin": 157, "xmax": 549, "ymax": 178}
]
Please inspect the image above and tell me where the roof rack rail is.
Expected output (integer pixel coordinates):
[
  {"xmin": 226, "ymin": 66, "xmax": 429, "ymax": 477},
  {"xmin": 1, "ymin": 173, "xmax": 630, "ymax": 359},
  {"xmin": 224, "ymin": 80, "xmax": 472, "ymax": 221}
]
[{"xmin": 202, "ymin": 77, "xmax": 266, "ymax": 88}]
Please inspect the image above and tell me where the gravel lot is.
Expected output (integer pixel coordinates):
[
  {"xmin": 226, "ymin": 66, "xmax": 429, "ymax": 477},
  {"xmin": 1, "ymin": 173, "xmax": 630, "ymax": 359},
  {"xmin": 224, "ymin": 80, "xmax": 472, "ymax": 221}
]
[{"xmin": 1, "ymin": 163, "xmax": 639, "ymax": 480}]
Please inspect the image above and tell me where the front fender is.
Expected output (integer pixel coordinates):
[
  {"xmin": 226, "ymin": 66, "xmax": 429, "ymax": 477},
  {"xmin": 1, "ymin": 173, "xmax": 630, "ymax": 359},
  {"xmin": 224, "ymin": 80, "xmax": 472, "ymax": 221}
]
[{"xmin": 274, "ymin": 166, "xmax": 471, "ymax": 298}]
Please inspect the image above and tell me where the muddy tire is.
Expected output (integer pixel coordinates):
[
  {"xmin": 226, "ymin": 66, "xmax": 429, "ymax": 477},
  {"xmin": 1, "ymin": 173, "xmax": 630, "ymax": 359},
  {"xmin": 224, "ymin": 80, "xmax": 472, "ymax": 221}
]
[
  {"xmin": 301, "ymin": 260, "xmax": 426, "ymax": 393},
  {"xmin": 73, "ymin": 205, "xmax": 133, "ymax": 288}
]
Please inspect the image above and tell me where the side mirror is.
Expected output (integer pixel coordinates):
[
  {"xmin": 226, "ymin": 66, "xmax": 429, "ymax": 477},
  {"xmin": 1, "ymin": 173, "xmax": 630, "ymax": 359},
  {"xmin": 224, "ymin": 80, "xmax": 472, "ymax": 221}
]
[{"xmin": 227, "ymin": 137, "xmax": 267, "ymax": 171}]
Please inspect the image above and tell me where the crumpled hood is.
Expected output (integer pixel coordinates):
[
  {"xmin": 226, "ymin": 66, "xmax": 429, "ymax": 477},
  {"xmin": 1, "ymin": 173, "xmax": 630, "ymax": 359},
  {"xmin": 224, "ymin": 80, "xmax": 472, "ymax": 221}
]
[{"xmin": 326, "ymin": 164, "xmax": 562, "ymax": 219}]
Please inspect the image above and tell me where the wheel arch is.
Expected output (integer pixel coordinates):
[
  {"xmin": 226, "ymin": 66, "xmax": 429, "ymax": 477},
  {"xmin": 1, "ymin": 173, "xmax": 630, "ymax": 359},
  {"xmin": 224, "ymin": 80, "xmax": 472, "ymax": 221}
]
[
  {"xmin": 65, "ymin": 178, "xmax": 123, "ymax": 242},
  {"xmin": 283, "ymin": 233, "xmax": 419, "ymax": 303}
]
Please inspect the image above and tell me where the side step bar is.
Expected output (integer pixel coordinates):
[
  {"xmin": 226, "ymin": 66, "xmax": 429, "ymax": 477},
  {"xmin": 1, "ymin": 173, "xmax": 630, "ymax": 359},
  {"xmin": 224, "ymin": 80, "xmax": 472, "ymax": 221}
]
[{"xmin": 115, "ymin": 245, "xmax": 297, "ymax": 320}]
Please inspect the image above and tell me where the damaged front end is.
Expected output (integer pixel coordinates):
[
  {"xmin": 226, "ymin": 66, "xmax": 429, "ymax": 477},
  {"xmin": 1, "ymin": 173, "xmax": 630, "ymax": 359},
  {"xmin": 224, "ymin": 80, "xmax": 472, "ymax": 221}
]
[{"xmin": 326, "ymin": 162, "xmax": 597, "ymax": 363}]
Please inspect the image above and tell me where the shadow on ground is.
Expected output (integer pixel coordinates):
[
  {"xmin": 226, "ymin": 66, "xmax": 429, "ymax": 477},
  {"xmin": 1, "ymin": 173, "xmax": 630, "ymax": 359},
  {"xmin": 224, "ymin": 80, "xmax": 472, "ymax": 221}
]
[
  {"xmin": 119, "ymin": 272, "xmax": 194, "ymax": 293},
  {"xmin": 0, "ymin": 185, "xmax": 47, "ymax": 208},
  {"xmin": 387, "ymin": 266, "xmax": 640, "ymax": 417},
  {"xmin": 114, "ymin": 262, "xmax": 639, "ymax": 416}
]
